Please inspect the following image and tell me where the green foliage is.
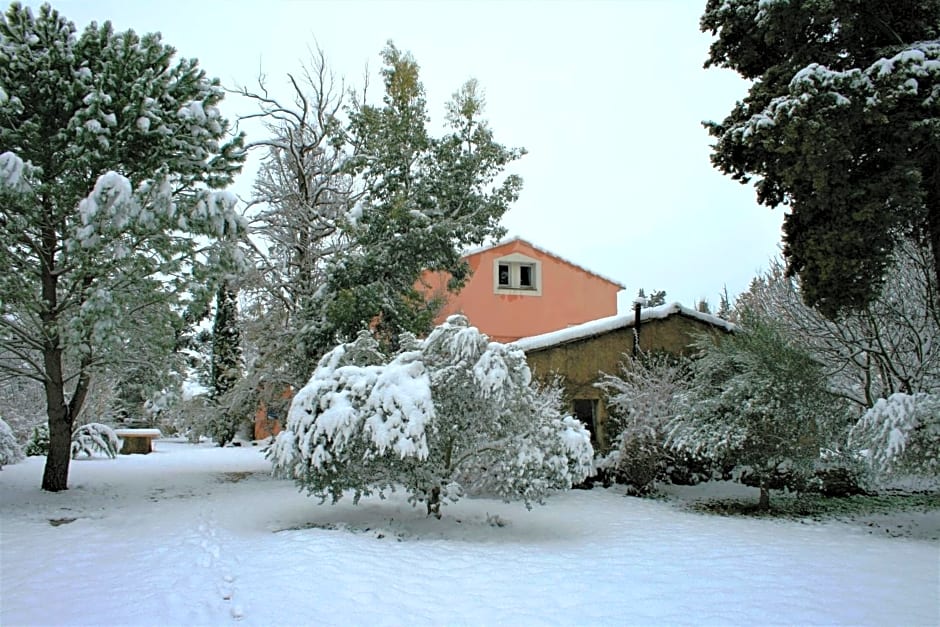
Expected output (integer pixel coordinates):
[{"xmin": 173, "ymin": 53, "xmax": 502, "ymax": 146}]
[
  {"xmin": 206, "ymin": 280, "xmax": 243, "ymax": 446},
  {"xmin": 636, "ymin": 289, "xmax": 666, "ymax": 308},
  {"xmin": 702, "ymin": 0, "xmax": 940, "ymax": 316},
  {"xmin": 668, "ymin": 312, "xmax": 848, "ymax": 506},
  {"xmin": 210, "ymin": 282, "xmax": 242, "ymax": 401},
  {"xmin": 24, "ymin": 423, "xmax": 48, "ymax": 456},
  {"xmin": 313, "ymin": 42, "xmax": 525, "ymax": 353},
  {"xmin": 0, "ymin": 2, "xmax": 246, "ymax": 490}
]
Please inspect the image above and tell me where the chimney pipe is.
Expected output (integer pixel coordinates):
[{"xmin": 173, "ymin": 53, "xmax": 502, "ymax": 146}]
[{"xmin": 633, "ymin": 300, "xmax": 642, "ymax": 357}]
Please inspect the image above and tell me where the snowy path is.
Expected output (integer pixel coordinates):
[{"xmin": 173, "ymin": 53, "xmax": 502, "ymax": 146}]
[{"xmin": 1, "ymin": 441, "xmax": 937, "ymax": 626}]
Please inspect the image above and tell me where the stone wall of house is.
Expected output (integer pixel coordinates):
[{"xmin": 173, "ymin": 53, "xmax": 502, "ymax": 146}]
[{"xmin": 523, "ymin": 314, "xmax": 726, "ymax": 451}]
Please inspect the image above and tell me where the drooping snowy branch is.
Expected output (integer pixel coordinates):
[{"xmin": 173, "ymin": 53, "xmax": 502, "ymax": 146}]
[{"xmin": 849, "ymin": 393, "xmax": 940, "ymax": 478}]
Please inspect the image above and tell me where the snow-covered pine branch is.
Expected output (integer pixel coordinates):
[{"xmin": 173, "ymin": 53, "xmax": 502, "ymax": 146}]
[{"xmin": 849, "ymin": 392, "xmax": 940, "ymax": 481}]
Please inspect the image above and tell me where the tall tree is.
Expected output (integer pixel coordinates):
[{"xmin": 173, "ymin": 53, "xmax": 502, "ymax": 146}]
[
  {"xmin": 205, "ymin": 279, "xmax": 243, "ymax": 446},
  {"xmin": 234, "ymin": 47, "xmax": 355, "ymax": 400},
  {"xmin": 0, "ymin": 3, "xmax": 245, "ymax": 490},
  {"xmin": 313, "ymin": 43, "xmax": 525, "ymax": 352},
  {"xmin": 701, "ymin": 0, "xmax": 940, "ymax": 316}
]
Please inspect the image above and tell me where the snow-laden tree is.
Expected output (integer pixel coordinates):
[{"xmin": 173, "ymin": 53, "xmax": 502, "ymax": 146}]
[
  {"xmin": 667, "ymin": 312, "xmax": 848, "ymax": 509},
  {"xmin": 0, "ymin": 416, "xmax": 24, "ymax": 468},
  {"xmin": 0, "ymin": 363, "xmax": 45, "ymax": 440},
  {"xmin": 311, "ymin": 43, "xmax": 525, "ymax": 353},
  {"xmin": 702, "ymin": 0, "xmax": 940, "ymax": 316},
  {"xmin": 0, "ymin": 4, "xmax": 246, "ymax": 490},
  {"xmin": 738, "ymin": 241, "xmax": 939, "ymax": 410},
  {"xmin": 849, "ymin": 393, "xmax": 940, "ymax": 481},
  {"xmin": 270, "ymin": 316, "xmax": 593, "ymax": 517},
  {"xmin": 635, "ymin": 289, "xmax": 667, "ymax": 309},
  {"xmin": 70, "ymin": 422, "xmax": 119, "ymax": 459},
  {"xmin": 596, "ymin": 351, "xmax": 692, "ymax": 493},
  {"xmin": 233, "ymin": 47, "xmax": 355, "ymax": 412},
  {"xmin": 24, "ymin": 423, "xmax": 48, "ymax": 456}
]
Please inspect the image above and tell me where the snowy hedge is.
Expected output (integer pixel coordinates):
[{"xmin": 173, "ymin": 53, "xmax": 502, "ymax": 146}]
[
  {"xmin": 0, "ymin": 417, "xmax": 25, "ymax": 468},
  {"xmin": 269, "ymin": 316, "xmax": 594, "ymax": 516}
]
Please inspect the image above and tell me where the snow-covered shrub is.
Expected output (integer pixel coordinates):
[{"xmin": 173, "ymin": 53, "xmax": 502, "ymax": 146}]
[
  {"xmin": 25, "ymin": 423, "xmax": 49, "ymax": 456},
  {"xmin": 849, "ymin": 393, "xmax": 940, "ymax": 480},
  {"xmin": 269, "ymin": 316, "xmax": 594, "ymax": 517},
  {"xmin": 667, "ymin": 313, "xmax": 848, "ymax": 508},
  {"xmin": 596, "ymin": 351, "xmax": 691, "ymax": 494},
  {"xmin": 70, "ymin": 423, "xmax": 120, "ymax": 459},
  {"xmin": 0, "ymin": 417, "xmax": 25, "ymax": 468}
]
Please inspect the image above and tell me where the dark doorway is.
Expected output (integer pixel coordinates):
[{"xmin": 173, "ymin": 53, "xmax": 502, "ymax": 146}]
[{"xmin": 572, "ymin": 399, "xmax": 597, "ymax": 444}]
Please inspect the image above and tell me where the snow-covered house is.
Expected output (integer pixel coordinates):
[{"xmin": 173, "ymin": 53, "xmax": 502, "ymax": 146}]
[
  {"xmin": 514, "ymin": 303, "xmax": 735, "ymax": 449},
  {"xmin": 418, "ymin": 237, "xmax": 625, "ymax": 343}
]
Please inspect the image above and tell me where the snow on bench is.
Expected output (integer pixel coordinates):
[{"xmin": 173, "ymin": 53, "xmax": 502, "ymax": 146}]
[{"xmin": 114, "ymin": 428, "xmax": 162, "ymax": 455}]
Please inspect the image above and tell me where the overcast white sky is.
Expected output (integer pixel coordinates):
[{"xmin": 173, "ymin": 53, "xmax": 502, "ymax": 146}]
[{"xmin": 33, "ymin": 0, "xmax": 785, "ymax": 310}]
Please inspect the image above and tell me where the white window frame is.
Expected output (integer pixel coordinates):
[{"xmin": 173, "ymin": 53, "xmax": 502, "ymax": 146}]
[{"xmin": 493, "ymin": 253, "xmax": 542, "ymax": 295}]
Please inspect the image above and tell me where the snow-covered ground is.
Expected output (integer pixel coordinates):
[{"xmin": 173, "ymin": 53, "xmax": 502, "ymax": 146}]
[{"xmin": 1, "ymin": 440, "xmax": 937, "ymax": 626}]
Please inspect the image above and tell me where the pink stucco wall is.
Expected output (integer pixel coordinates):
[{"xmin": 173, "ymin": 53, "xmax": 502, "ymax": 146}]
[{"xmin": 419, "ymin": 239, "xmax": 623, "ymax": 343}]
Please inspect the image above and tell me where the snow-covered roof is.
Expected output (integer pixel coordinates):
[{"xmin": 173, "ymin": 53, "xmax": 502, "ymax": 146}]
[
  {"xmin": 463, "ymin": 236, "xmax": 626, "ymax": 289},
  {"xmin": 512, "ymin": 302, "xmax": 735, "ymax": 352}
]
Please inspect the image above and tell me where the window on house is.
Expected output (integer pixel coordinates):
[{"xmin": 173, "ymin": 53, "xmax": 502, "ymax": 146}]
[
  {"xmin": 494, "ymin": 256, "xmax": 540, "ymax": 293},
  {"xmin": 519, "ymin": 264, "xmax": 533, "ymax": 288},
  {"xmin": 498, "ymin": 264, "xmax": 510, "ymax": 286}
]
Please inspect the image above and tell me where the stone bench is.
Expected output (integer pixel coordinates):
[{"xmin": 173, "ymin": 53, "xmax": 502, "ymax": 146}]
[{"xmin": 114, "ymin": 428, "xmax": 162, "ymax": 455}]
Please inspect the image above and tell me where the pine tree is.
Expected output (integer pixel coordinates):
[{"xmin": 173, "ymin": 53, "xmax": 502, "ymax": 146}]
[
  {"xmin": 702, "ymin": 0, "xmax": 940, "ymax": 316},
  {"xmin": 667, "ymin": 312, "xmax": 847, "ymax": 508},
  {"xmin": 635, "ymin": 289, "xmax": 667, "ymax": 308},
  {"xmin": 0, "ymin": 4, "xmax": 245, "ymax": 490},
  {"xmin": 269, "ymin": 316, "xmax": 593, "ymax": 518},
  {"xmin": 207, "ymin": 280, "xmax": 243, "ymax": 445},
  {"xmin": 24, "ymin": 423, "xmax": 49, "ymax": 457}
]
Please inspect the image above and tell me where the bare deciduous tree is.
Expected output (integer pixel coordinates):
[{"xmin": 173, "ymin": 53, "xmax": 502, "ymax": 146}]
[
  {"xmin": 231, "ymin": 47, "xmax": 357, "ymax": 406},
  {"xmin": 738, "ymin": 240, "xmax": 939, "ymax": 410}
]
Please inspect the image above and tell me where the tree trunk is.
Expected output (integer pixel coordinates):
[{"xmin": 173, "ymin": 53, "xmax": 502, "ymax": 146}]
[
  {"xmin": 924, "ymin": 156, "xmax": 940, "ymax": 312},
  {"xmin": 426, "ymin": 485, "xmax": 442, "ymax": 519},
  {"xmin": 758, "ymin": 485, "xmax": 771, "ymax": 511},
  {"xmin": 928, "ymin": 184, "xmax": 940, "ymax": 309},
  {"xmin": 38, "ymin": 208, "xmax": 73, "ymax": 492},
  {"xmin": 40, "ymin": 349, "xmax": 72, "ymax": 492}
]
